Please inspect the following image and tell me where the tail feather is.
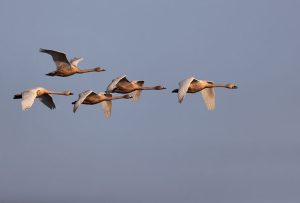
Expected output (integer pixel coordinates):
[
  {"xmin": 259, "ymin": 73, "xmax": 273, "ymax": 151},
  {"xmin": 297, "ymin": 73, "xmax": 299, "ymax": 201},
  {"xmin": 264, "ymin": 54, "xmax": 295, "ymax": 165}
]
[
  {"xmin": 39, "ymin": 48, "xmax": 50, "ymax": 53},
  {"xmin": 13, "ymin": 94, "xmax": 22, "ymax": 99},
  {"xmin": 46, "ymin": 72, "xmax": 56, "ymax": 76}
]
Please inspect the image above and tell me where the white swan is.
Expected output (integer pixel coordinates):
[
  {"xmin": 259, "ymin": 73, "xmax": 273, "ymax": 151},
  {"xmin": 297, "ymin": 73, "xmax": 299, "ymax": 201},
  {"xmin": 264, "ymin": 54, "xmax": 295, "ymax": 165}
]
[
  {"xmin": 172, "ymin": 77, "xmax": 237, "ymax": 110},
  {"xmin": 13, "ymin": 87, "xmax": 73, "ymax": 110}
]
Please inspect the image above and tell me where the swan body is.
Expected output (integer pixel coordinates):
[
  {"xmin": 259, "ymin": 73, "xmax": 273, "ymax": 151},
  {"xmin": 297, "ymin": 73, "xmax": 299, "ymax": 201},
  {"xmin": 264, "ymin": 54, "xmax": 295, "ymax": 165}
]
[
  {"xmin": 172, "ymin": 77, "xmax": 237, "ymax": 111},
  {"xmin": 40, "ymin": 48, "xmax": 106, "ymax": 77},
  {"xmin": 106, "ymin": 75, "xmax": 166, "ymax": 101},
  {"xmin": 13, "ymin": 87, "xmax": 73, "ymax": 110},
  {"xmin": 72, "ymin": 90, "xmax": 132, "ymax": 118}
]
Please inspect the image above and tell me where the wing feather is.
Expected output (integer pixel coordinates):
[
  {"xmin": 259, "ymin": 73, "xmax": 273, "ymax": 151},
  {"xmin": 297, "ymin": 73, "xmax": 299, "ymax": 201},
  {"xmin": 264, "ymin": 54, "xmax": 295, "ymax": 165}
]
[
  {"xmin": 201, "ymin": 88, "xmax": 215, "ymax": 111},
  {"xmin": 131, "ymin": 81, "xmax": 144, "ymax": 101},
  {"xmin": 73, "ymin": 90, "xmax": 94, "ymax": 113},
  {"xmin": 40, "ymin": 48, "xmax": 71, "ymax": 70},
  {"xmin": 21, "ymin": 89, "xmax": 38, "ymax": 110},
  {"xmin": 39, "ymin": 94, "xmax": 56, "ymax": 110},
  {"xmin": 101, "ymin": 100, "xmax": 112, "ymax": 118},
  {"xmin": 106, "ymin": 75, "xmax": 127, "ymax": 92},
  {"xmin": 177, "ymin": 77, "xmax": 195, "ymax": 103},
  {"xmin": 70, "ymin": 57, "xmax": 83, "ymax": 67},
  {"xmin": 131, "ymin": 90, "xmax": 142, "ymax": 101}
]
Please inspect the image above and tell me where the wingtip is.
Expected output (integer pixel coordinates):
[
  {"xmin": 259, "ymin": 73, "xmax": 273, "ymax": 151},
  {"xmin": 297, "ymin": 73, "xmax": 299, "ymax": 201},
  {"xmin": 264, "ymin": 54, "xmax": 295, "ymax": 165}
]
[
  {"xmin": 206, "ymin": 105, "xmax": 215, "ymax": 111},
  {"xmin": 73, "ymin": 106, "xmax": 78, "ymax": 113},
  {"xmin": 104, "ymin": 111, "xmax": 112, "ymax": 118}
]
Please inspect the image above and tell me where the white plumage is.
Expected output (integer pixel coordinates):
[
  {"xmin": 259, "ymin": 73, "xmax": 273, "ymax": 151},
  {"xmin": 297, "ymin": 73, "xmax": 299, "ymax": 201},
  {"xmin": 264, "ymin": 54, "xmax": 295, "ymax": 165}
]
[
  {"xmin": 20, "ymin": 87, "xmax": 55, "ymax": 111},
  {"xmin": 175, "ymin": 77, "xmax": 216, "ymax": 111}
]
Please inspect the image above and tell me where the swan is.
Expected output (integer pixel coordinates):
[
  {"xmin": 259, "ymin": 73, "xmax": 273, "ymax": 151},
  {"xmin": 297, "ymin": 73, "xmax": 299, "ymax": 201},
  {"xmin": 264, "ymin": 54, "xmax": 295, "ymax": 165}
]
[
  {"xmin": 40, "ymin": 48, "xmax": 106, "ymax": 77},
  {"xmin": 72, "ymin": 90, "xmax": 132, "ymax": 118},
  {"xmin": 172, "ymin": 77, "xmax": 237, "ymax": 110},
  {"xmin": 13, "ymin": 87, "xmax": 73, "ymax": 110},
  {"xmin": 106, "ymin": 75, "xmax": 166, "ymax": 101}
]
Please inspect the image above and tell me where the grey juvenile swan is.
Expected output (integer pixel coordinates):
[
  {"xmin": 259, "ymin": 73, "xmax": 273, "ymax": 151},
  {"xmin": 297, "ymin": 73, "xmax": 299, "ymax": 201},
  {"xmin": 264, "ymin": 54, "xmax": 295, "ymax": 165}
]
[
  {"xmin": 106, "ymin": 75, "xmax": 166, "ymax": 101},
  {"xmin": 72, "ymin": 90, "xmax": 132, "ymax": 118},
  {"xmin": 40, "ymin": 48, "xmax": 106, "ymax": 77}
]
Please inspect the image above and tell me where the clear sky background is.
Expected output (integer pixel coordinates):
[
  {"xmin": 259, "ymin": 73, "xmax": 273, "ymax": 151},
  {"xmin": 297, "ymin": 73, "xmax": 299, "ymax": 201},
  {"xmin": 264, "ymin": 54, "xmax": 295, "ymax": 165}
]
[{"xmin": 0, "ymin": 0, "xmax": 299, "ymax": 202}]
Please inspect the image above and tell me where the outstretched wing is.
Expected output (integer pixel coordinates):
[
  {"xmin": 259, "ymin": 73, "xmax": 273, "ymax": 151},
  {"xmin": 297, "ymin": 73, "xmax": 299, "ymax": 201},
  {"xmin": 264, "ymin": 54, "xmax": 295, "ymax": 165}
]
[
  {"xmin": 40, "ymin": 48, "xmax": 71, "ymax": 70},
  {"xmin": 73, "ymin": 90, "xmax": 94, "ymax": 113},
  {"xmin": 21, "ymin": 89, "xmax": 38, "ymax": 110},
  {"xmin": 177, "ymin": 77, "xmax": 196, "ymax": 103},
  {"xmin": 70, "ymin": 57, "xmax": 83, "ymax": 67},
  {"xmin": 201, "ymin": 88, "xmax": 215, "ymax": 111},
  {"xmin": 39, "ymin": 94, "xmax": 56, "ymax": 110},
  {"xmin": 101, "ymin": 100, "xmax": 112, "ymax": 118},
  {"xmin": 106, "ymin": 75, "xmax": 128, "ymax": 92},
  {"xmin": 131, "ymin": 80, "xmax": 144, "ymax": 101}
]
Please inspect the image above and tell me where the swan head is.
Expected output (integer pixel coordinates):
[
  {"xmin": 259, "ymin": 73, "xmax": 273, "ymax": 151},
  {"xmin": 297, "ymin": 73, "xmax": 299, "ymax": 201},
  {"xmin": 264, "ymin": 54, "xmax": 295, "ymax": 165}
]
[
  {"xmin": 226, "ymin": 84, "xmax": 238, "ymax": 89},
  {"xmin": 64, "ymin": 91, "xmax": 73, "ymax": 96},
  {"xmin": 94, "ymin": 67, "xmax": 106, "ymax": 72},
  {"xmin": 155, "ymin": 86, "xmax": 166, "ymax": 90}
]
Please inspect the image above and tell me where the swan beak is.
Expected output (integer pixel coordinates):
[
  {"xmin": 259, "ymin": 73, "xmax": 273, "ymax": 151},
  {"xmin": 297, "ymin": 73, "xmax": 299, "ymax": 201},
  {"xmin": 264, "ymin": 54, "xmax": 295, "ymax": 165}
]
[
  {"xmin": 70, "ymin": 92, "xmax": 74, "ymax": 95},
  {"xmin": 232, "ymin": 85, "xmax": 238, "ymax": 89}
]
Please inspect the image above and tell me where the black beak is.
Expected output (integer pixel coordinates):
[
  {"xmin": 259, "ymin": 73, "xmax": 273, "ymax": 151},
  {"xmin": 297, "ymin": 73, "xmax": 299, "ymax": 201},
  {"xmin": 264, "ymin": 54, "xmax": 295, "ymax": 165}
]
[
  {"xmin": 233, "ymin": 86, "xmax": 238, "ymax": 89},
  {"xmin": 70, "ymin": 92, "xmax": 74, "ymax": 95}
]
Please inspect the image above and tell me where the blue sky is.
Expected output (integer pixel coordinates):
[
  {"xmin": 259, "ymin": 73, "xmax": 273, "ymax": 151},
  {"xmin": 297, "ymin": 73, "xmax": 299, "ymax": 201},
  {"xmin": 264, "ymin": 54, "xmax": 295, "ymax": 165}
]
[{"xmin": 1, "ymin": 0, "xmax": 300, "ymax": 202}]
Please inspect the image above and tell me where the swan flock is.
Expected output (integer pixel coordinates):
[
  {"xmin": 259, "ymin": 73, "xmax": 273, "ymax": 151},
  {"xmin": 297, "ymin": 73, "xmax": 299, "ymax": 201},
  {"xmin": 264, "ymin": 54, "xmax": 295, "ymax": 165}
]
[{"xmin": 14, "ymin": 49, "xmax": 238, "ymax": 118}]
